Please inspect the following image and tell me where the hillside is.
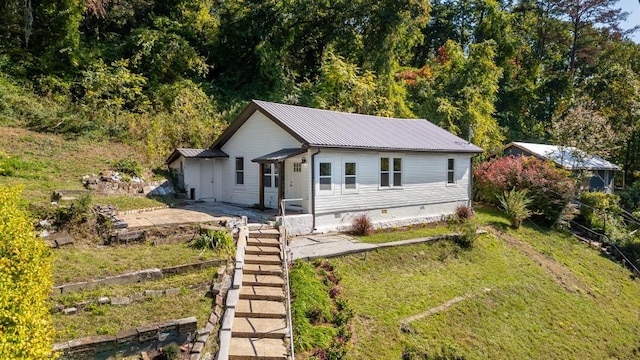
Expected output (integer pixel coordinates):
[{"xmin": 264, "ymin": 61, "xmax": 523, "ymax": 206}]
[{"xmin": 293, "ymin": 208, "xmax": 640, "ymax": 359}]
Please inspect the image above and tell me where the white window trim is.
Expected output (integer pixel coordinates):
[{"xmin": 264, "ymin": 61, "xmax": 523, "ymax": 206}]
[
  {"xmin": 342, "ymin": 160, "xmax": 359, "ymax": 194},
  {"xmin": 317, "ymin": 160, "xmax": 334, "ymax": 195},
  {"xmin": 447, "ymin": 158, "xmax": 457, "ymax": 186},
  {"xmin": 263, "ymin": 163, "xmax": 279, "ymax": 188},
  {"xmin": 379, "ymin": 156, "xmax": 404, "ymax": 189}
]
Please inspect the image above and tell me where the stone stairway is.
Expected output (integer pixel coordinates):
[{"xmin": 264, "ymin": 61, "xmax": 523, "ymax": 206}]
[{"xmin": 228, "ymin": 229, "xmax": 289, "ymax": 360}]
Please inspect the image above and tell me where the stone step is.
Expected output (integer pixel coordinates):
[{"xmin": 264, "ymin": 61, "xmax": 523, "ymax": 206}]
[
  {"xmin": 243, "ymin": 274, "xmax": 284, "ymax": 287},
  {"xmin": 236, "ymin": 299, "xmax": 286, "ymax": 319},
  {"xmin": 244, "ymin": 254, "xmax": 281, "ymax": 265},
  {"xmin": 240, "ymin": 286, "xmax": 286, "ymax": 301},
  {"xmin": 228, "ymin": 337, "xmax": 287, "ymax": 360},
  {"xmin": 249, "ymin": 230, "xmax": 280, "ymax": 239},
  {"xmin": 232, "ymin": 318, "xmax": 287, "ymax": 339},
  {"xmin": 247, "ymin": 237, "xmax": 281, "ymax": 248},
  {"xmin": 245, "ymin": 245, "xmax": 281, "ymax": 256},
  {"xmin": 244, "ymin": 264, "xmax": 283, "ymax": 276}
]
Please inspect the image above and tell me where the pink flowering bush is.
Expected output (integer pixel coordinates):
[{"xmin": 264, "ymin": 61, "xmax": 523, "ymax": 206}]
[{"xmin": 474, "ymin": 156, "xmax": 577, "ymax": 225}]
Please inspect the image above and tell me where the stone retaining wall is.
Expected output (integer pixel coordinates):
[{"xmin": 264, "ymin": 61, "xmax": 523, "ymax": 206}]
[
  {"xmin": 52, "ymin": 260, "xmax": 226, "ymax": 295},
  {"xmin": 53, "ymin": 317, "xmax": 198, "ymax": 360}
]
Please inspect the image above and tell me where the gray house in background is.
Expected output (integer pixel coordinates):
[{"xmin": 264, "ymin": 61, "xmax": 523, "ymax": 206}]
[{"xmin": 503, "ymin": 142, "xmax": 620, "ymax": 193}]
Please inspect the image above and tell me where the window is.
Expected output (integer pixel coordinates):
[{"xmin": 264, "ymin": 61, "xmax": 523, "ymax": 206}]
[
  {"xmin": 381, "ymin": 157, "xmax": 402, "ymax": 187},
  {"xmin": 263, "ymin": 164, "xmax": 279, "ymax": 188},
  {"xmin": 344, "ymin": 162, "xmax": 356, "ymax": 190},
  {"xmin": 319, "ymin": 162, "xmax": 332, "ymax": 190},
  {"xmin": 293, "ymin": 162, "xmax": 302, "ymax": 172},
  {"xmin": 447, "ymin": 158, "xmax": 455, "ymax": 184},
  {"xmin": 235, "ymin": 157, "xmax": 244, "ymax": 185}
]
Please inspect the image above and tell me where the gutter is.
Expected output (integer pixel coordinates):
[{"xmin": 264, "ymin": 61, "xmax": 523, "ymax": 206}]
[{"xmin": 310, "ymin": 149, "xmax": 321, "ymax": 231}]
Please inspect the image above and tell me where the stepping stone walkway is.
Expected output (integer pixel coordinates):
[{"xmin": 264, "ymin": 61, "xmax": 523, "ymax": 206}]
[{"xmin": 229, "ymin": 229, "xmax": 289, "ymax": 360}]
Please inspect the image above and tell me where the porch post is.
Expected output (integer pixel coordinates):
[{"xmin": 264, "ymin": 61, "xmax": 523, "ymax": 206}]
[
  {"xmin": 278, "ymin": 161, "xmax": 285, "ymax": 215},
  {"xmin": 259, "ymin": 163, "xmax": 265, "ymax": 210}
]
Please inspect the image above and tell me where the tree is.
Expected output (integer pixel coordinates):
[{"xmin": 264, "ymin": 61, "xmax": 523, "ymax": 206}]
[
  {"xmin": 550, "ymin": 103, "xmax": 617, "ymax": 164},
  {"xmin": 408, "ymin": 40, "xmax": 504, "ymax": 152},
  {"xmin": 0, "ymin": 186, "xmax": 55, "ymax": 359}
]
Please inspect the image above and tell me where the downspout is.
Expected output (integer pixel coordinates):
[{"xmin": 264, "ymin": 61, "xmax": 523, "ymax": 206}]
[{"xmin": 311, "ymin": 149, "xmax": 321, "ymax": 231}]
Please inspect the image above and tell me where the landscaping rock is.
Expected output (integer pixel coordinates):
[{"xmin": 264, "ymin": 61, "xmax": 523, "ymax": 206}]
[
  {"xmin": 144, "ymin": 289, "xmax": 164, "ymax": 298},
  {"xmin": 97, "ymin": 296, "xmax": 110, "ymax": 305},
  {"xmin": 62, "ymin": 307, "xmax": 77, "ymax": 315},
  {"xmin": 51, "ymin": 231, "xmax": 74, "ymax": 247},
  {"xmin": 110, "ymin": 296, "xmax": 131, "ymax": 305},
  {"xmin": 165, "ymin": 287, "xmax": 181, "ymax": 296},
  {"xmin": 191, "ymin": 342, "xmax": 204, "ymax": 353}
]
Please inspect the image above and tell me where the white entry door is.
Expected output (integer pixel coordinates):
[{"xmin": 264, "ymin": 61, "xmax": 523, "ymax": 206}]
[
  {"xmin": 199, "ymin": 159, "xmax": 214, "ymax": 200},
  {"xmin": 286, "ymin": 161, "xmax": 303, "ymax": 210}
]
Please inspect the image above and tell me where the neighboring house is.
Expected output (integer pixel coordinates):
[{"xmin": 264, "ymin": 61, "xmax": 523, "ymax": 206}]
[
  {"xmin": 167, "ymin": 100, "xmax": 483, "ymax": 234},
  {"xmin": 503, "ymin": 142, "xmax": 620, "ymax": 193}
]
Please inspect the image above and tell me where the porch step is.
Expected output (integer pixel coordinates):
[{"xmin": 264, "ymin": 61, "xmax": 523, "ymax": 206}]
[
  {"xmin": 249, "ymin": 229, "xmax": 281, "ymax": 239},
  {"xmin": 244, "ymin": 264, "xmax": 283, "ymax": 276},
  {"xmin": 240, "ymin": 286, "xmax": 286, "ymax": 301},
  {"xmin": 247, "ymin": 237, "xmax": 281, "ymax": 248},
  {"xmin": 243, "ymin": 274, "xmax": 284, "ymax": 287},
  {"xmin": 246, "ymin": 245, "xmax": 281, "ymax": 256},
  {"xmin": 236, "ymin": 299, "xmax": 286, "ymax": 319},
  {"xmin": 228, "ymin": 338, "xmax": 287, "ymax": 360},
  {"xmin": 232, "ymin": 318, "xmax": 287, "ymax": 339},
  {"xmin": 244, "ymin": 254, "xmax": 281, "ymax": 265}
]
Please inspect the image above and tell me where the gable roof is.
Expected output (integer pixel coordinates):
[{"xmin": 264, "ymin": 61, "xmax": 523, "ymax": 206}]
[
  {"xmin": 166, "ymin": 148, "xmax": 228, "ymax": 165},
  {"xmin": 505, "ymin": 142, "xmax": 620, "ymax": 171},
  {"xmin": 211, "ymin": 100, "xmax": 484, "ymax": 153}
]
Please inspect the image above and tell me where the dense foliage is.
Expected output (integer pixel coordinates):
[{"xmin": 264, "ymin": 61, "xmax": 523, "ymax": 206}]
[
  {"xmin": 474, "ymin": 156, "xmax": 577, "ymax": 225},
  {"xmin": 0, "ymin": 186, "xmax": 55, "ymax": 359},
  {"xmin": 0, "ymin": 0, "xmax": 638, "ymax": 175}
]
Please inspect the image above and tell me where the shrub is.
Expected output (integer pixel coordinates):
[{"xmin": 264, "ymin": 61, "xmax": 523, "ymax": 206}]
[
  {"xmin": 474, "ymin": 156, "xmax": 576, "ymax": 225},
  {"xmin": 162, "ymin": 343, "xmax": 181, "ymax": 360},
  {"xmin": 0, "ymin": 186, "xmax": 55, "ymax": 359},
  {"xmin": 579, "ymin": 192, "xmax": 621, "ymax": 229},
  {"xmin": 455, "ymin": 205, "xmax": 474, "ymax": 220},
  {"xmin": 52, "ymin": 192, "xmax": 93, "ymax": 226},
  {"xmin": 189, "ymin": 229, "xmax": 234, "ymax": 256},
  {"xmin": 112, "ymin": 158, "xmax": 143, "ymax": 177},
  {"xmin": 452, "ymin": 222, "xmax": 480, "ymax": 248},
  {"xmin": 497, "ymin": 189, "xmax": 534, "ymax": 229},
  {"xmin": 350, "ymin": 214, "xmax": 374, "ymax": 236}
]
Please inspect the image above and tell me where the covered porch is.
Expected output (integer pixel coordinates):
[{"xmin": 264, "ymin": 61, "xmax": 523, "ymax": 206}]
[{"xmin": 252, "ymin": 148, "xmax": 311, "ymax": 216}]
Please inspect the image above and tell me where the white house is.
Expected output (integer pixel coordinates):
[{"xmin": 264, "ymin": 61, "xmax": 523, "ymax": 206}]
[
  {"xmin": 503, "ymin": 142, "xmax": 620, "ymax": 193},
  {"xmin": 167, "ymin": 100, "xmax": 483, "ymax": 234}
]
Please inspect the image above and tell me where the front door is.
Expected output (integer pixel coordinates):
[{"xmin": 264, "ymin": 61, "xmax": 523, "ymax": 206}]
[{"xmin": 286, "ymin": 160, "xmax": 303, "ymax": 210}]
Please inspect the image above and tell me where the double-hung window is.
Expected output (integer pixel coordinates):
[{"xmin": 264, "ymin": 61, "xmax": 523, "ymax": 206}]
[
  {"xmin": 447, "ymin": 159, "xmax": 455, "ymax": 184},
  {"xmin": 235, "ymin": 157, "xmax": 244, "ymax": 185},
  {"xmin": 381, "ymin": 157, "xmax": 402, "ymax": 188},
  {"xmin": 344, "ymin": 162, "xmax": 357, "ymax": 192},
  {"xmin": 319, "ymin": 162, "xmax": 332, "ymax": 191}
]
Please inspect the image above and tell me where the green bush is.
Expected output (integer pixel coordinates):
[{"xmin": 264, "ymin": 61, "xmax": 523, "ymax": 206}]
[
  {"xmin": 112, "ymin": 158, "xmax": 143, "ymax": 177},
  {"xmin": 579, "ymin": 192, "xmax": 621, "ymax": 229},
  {"xmin": 452, "ymin": 222, "xmax": 480, "ymax": 248},
  {"xmin": 497, "ymin": 189, "xmax": 534, "ymax": 229},
  {"xmin": 189, "ymin": 229, "xmax": 235, "ymax": 256},
  {"xmin": 0, "ymin": 186, "xmax": 55, "ymax": 358},
  {"xmin": 162, "ymin": 343, "xmax": 181, "ymax": 360}
]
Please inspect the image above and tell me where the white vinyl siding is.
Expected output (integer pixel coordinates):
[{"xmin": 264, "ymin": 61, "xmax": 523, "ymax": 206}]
[
  {"xmin": 220, "ymin": 111, "xmax": 303, "ymax": 206},
  {"xmin": 314, "ymin": 150, "xmax": 472, "ymax": 215}
]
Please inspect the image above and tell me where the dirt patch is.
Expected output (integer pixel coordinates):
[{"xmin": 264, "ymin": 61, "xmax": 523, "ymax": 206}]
[{"xmin": 487, "ymin": 227, "xmax": 591, "ymax": 295}]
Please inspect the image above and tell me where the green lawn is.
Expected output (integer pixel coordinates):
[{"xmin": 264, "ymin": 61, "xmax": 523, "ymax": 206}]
[
  {"xmin": 355, "ymin": 224, "xmax": 454, "ymax": 244},
  {"xmin": 325, "ymin": 208, "xmax": 640, "ymax": 359},
  {"xmin": 53, "ymin": 243, "xmax": 226, "ymax": 284}
]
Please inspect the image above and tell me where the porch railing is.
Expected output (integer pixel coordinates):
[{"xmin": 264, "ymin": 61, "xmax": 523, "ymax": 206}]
[{"xmin": 280, "ymin": 198, "xmax": 302, "ymax": 360}]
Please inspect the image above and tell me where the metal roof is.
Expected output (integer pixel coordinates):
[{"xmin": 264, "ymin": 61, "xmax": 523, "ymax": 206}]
[
  {"xmin": 506, "ymin": 142, "xmax": 620, "ymax": 171},
  {"xmin": 211, "ymin": 100, "xmax": 483, "ymax": 153},
  {"xmin": 252, "ymin": 148, "xmax": 308, "ymax": 163},
  {"xmin": 166, "ymin": 148, "xmax": 228, "ymax": 164}
]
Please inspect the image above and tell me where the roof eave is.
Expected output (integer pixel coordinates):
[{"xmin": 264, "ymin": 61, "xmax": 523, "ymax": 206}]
[{"xmin": 308, "ymin": 144, "xmax": 484, "ymax": 153}]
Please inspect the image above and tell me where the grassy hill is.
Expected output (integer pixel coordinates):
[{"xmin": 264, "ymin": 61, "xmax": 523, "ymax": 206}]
[{"xmin": 298, "ymin": 208, "xmax": 640, "ymax": 359}]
